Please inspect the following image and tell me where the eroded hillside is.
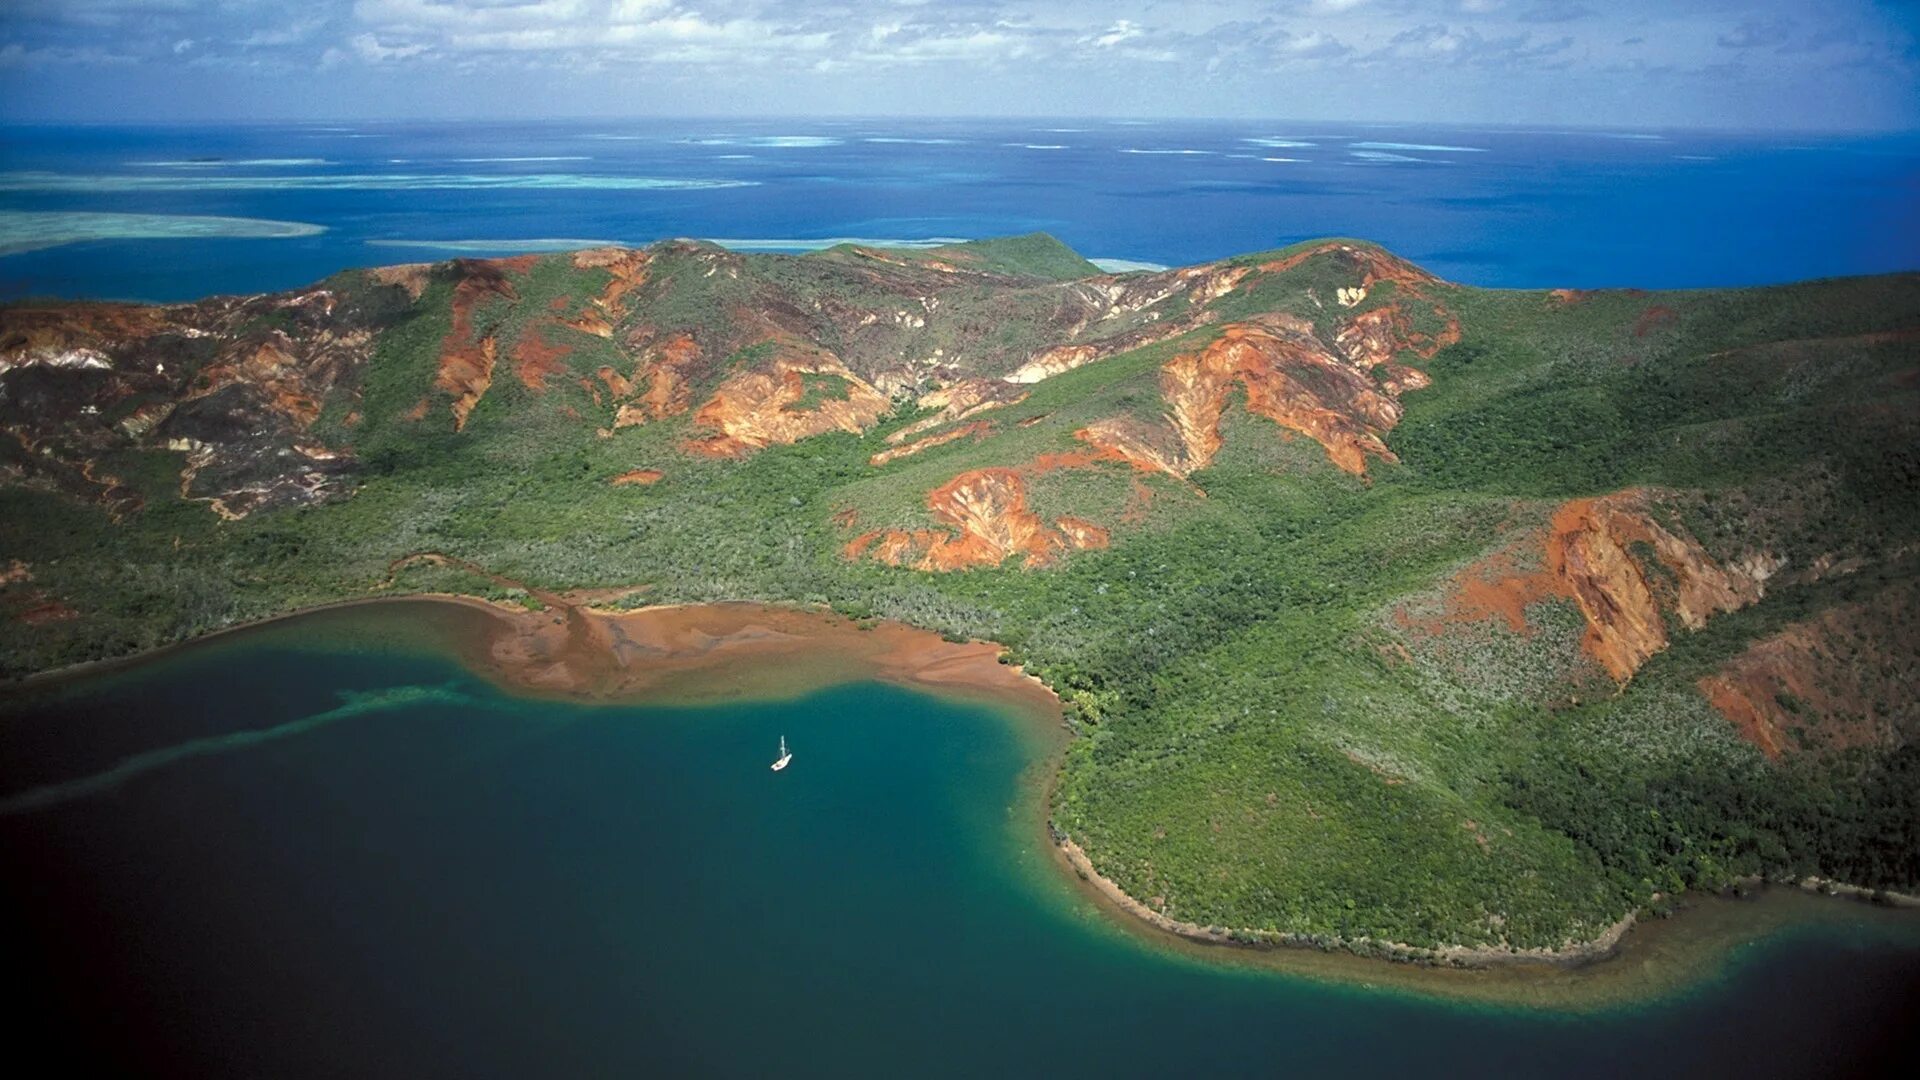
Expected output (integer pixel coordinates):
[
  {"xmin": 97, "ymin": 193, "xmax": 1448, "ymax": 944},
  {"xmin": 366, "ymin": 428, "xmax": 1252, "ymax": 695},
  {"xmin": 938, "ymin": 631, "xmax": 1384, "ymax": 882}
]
[{"xmin": 4, "ymin": 234, "xmax": 1917, "ymax": 962}]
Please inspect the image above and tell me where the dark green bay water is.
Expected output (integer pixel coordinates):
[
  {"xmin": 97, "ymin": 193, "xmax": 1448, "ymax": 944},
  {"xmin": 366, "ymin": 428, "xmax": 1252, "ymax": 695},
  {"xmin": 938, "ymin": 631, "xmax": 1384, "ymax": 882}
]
[{"xmin": 4, "ymin": 606, "xmax": 1918, "ymax": 1078}]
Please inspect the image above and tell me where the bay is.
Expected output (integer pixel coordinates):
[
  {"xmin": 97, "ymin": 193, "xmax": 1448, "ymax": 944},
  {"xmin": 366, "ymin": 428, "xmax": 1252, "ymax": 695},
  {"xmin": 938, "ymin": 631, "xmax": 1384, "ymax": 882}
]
[{"xmin": 2, "ymin": 605, "xmax": 1917, "ymax": 1078}]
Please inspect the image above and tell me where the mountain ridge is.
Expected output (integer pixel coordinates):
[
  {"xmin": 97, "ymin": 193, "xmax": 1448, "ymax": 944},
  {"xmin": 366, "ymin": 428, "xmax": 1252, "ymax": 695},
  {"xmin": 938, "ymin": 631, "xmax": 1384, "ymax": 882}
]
[{"xmin": 4, "ymin": 234, "xmax": 1916, "ymax": 959}]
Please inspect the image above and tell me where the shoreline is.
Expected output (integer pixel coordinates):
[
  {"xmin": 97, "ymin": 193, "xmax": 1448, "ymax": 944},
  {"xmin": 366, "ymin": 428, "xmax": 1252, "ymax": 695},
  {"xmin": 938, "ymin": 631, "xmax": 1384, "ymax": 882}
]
[
  {"xmin": 10, "ymin": 586, "xmax": 1919, "ymax": 999},
  {"xmin": 11, "ymin": 566, "xmax": 1061, "ymax": 725},
  {"xmin": 1051, "ymin": 836, "xmax": 1639, "ymax": 969}
]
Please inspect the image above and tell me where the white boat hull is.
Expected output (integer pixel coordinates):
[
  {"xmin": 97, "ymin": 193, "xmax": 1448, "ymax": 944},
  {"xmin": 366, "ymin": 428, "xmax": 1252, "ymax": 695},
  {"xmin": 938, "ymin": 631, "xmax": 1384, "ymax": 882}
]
[{"xmin": 771, "ymin": 754, "xmax": 792, "ymax": 771}]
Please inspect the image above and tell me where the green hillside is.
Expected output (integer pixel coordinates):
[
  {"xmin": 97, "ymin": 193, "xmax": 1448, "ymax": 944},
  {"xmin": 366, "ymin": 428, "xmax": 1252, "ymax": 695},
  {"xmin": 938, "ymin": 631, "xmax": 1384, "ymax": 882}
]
[{"xmin": 3, "ymin": 237, "xmax": 1916, "ymax": 958}]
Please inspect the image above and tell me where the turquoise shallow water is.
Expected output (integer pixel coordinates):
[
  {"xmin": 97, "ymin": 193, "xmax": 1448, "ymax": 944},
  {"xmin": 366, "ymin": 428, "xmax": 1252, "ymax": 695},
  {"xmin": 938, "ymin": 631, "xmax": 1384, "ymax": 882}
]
[
  {"xmin": 2, "ymin": 608, "xmax": 1918, "ymax": 1078},
  {"xmin": 2, "ymin": 120, "xmax": 1916, "ymax": 301}
]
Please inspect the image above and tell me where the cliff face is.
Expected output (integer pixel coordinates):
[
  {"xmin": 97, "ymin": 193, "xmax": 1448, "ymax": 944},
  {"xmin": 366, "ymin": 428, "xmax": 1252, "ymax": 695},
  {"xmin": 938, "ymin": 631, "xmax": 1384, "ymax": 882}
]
[
  {"xmin": 1546, "ymin": 495, "xmax": 1773, "ymax": 681},
  {"xmin": 1400, "ymin": 490, "xmax": 1777, "ymax": 685},
  {"xmin": 844, "ymin": 468, "xmax": 1109, "ymax": 571},
  {"xmin": 1078, "ymin": 315, "xmax": 1420, "ymax": 479},
  {"xmin": 684, "ymin": 344, "xmax": 893, "ymax": 458}
]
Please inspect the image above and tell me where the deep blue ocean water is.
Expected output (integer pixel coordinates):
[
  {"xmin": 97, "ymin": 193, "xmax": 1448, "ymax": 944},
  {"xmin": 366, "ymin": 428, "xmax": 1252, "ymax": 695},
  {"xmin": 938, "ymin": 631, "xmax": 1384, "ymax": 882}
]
[{"xmin": 2, "ymin": 118, "xmax": 1916, "ymax": 302}]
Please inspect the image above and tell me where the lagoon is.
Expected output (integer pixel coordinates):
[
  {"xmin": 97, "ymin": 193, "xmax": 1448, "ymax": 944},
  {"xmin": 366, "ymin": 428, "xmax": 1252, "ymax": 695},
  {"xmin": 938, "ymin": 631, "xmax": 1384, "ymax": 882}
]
[{"xmin": 3, "ymin": 605, "xmax": 1917, "ymax": 1078}]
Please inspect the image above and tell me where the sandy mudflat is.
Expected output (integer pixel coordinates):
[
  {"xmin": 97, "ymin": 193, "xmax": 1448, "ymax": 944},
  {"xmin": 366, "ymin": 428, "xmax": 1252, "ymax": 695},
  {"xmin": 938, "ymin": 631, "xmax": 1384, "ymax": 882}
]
[{"xmin": 430, "ymin": 592, "xmax": 1061, "ymax": 721}]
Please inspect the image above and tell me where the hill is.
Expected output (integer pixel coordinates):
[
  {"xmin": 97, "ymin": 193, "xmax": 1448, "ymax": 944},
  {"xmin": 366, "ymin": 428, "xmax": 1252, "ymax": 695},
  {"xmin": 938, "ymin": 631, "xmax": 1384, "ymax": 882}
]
[{"xmin": 3, "ymin": 236, "xmax": 1916, "ymax": 959}]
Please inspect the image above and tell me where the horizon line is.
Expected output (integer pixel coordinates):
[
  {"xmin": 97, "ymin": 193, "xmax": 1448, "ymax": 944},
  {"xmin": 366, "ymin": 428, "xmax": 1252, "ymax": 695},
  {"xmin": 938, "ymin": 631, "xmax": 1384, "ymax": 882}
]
[{"xmin": 1, "ymin": 114, "xmax": 1917, "ymax": 137}]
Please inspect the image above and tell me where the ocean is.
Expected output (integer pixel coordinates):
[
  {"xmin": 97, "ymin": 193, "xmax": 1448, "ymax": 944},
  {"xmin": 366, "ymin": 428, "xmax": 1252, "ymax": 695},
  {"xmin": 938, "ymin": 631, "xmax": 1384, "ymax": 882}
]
[
  {"xmin": 2, "ymin": 606, "xmax": 1918, "ymax": 1078},
  {"xmin": 1, "ymin": 118, "xmax": 1916, "ymax": 302}
]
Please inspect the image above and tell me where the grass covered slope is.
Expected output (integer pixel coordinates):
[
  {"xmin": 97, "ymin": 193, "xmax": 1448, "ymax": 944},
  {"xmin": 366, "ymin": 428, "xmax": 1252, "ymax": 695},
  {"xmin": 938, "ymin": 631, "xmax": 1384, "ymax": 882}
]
[{"xmin": 3, "ymin": 237, "xmax": 1916, "ymax": 959}]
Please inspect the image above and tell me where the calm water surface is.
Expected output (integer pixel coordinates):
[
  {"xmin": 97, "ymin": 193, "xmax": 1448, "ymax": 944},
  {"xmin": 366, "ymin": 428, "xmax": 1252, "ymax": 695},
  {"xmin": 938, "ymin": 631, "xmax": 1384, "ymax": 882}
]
[
  {"xmin": 2, "ymin": 608, "xmax": 1918, "ymax": 1078},
  {"xmin": 2, "ymin": 119, "xmax": 1916, "ymax": 300}
]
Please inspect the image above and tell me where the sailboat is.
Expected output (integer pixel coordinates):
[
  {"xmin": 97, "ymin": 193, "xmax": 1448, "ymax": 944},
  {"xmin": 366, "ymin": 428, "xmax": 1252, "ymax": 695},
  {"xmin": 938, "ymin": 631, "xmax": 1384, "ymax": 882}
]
[{"xmin": 770, "ymin": 735, "xmax": 792, "ymax": 772}]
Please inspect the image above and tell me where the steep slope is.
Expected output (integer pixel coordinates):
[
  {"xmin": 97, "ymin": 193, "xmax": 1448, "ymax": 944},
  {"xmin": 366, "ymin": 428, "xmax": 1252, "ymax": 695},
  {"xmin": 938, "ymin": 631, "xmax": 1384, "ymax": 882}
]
[{"xmin": 4, "ymin": 236, "xmax": 1917, "ymax": 963}]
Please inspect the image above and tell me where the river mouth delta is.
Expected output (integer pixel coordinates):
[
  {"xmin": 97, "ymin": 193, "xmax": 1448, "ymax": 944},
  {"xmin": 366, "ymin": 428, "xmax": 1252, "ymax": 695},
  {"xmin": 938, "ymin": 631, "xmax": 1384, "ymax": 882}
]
[{"xmin": 3, "ymin": 601, "xmax": 1918, "ymax": 1078}]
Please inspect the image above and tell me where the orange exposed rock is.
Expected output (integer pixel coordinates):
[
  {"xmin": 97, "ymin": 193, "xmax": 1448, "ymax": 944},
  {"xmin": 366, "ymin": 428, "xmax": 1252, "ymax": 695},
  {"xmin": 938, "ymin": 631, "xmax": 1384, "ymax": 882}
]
[
  {"xmin": 1381, "ymin": 364, "xmax": 1431, "ymax": 395},
  {"xmin": 190, "ymin": 335, "xmax": 328, "ymax": 426},
  {"xmin": 437, "ymin": 338, "xmax": 496, "ymax": 432},
  {"xmin": 511, "ymin": 324, "xmax": 572, "ymax": 392},
  {"xmin": 1405, "ymin": 491, "xmax": 1776, "ymax": 683},
  {"xmin": 0, "ymin": 303, "xmax": 174, "ymax": 369},
  {"xmin": 596, "ymin": 366, "xmax": 633, "ymax": 398},
  {"xmin": 1077, "ymin": 317, "xmax": 1417, "ymax": 479},
  {"xmin": 611, "ymin": 332, "xmax": 702, "ymax": 428},
  {"xmin": 869, "ymin": 420, "xmax": 994, "ymax": 466},
  {"xmin": 1257, "ymin": 242, "xmax": 1462, "ymax": 367},
  {"xmin": 1548, "ymin": 288, "xmax": 1591, "ymax": 306},
  {"xmin": 367, "ymin": 263, "xmax": 431, "ymax": 301},
  {"xmin": 610, "ymin": 469, "xmax": 663, "ymax": 486},
  {"xmin": 684, "ymin": 344, "xmax": 890, "ymax": 458},
  {"xmin": 1179, "ymin": 263, "xmax": 1253, "ymax": 306},
  {"xmin": 1257, "ymin": 242, "xmax": 1440, "ymax": 286},
  {"xmin": 567, "ymin": 248, "xmax": 651, "ymax": 337},
  {"xmin": 847, "ymin": 468, "xmax": 1108, "ymax": 571},
  {"xmin": 1053, "ymin": 516, "xmax": 1111, "ymax": 552},
  {"xmin": 1334, "ymin": 307, "xmax": 1402, "ymax": 369},
  {"xmin": 1076, "ymin": 416, "xmax": 1193, "ymax": 481},
  {"xmin": 1697, "ymin": 583, "xmax": 1918, "ymax": 759},
  {"xmin": 0, "ymin": 559, "xmax": 29, "ymax": 586},
  {"xmin": 1006, "ymin": 344, "xmax": 1101, "ymax": 384},
  {"xmin": 434, "ymin": 259, "xmax": 526, "ymax": 431},
  {"xmin": 887, "ymin": 379, "xmax": 1028, "ymax": 445}
]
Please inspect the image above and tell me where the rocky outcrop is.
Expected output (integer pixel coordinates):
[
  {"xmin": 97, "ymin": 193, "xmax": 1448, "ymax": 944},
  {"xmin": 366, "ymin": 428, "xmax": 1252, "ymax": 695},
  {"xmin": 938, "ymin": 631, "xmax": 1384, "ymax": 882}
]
[
  {"xmin": 565, "ymin": 247, "xmax": 651, "ymax": 337},
  {"xmin": 869, "ymin": 420, "xmax": 995, "ymax": 466},
  {"xmin": 608, "ymin": 332, "xmax": 703, "ymax": 428},
  {"xmin": 893, "ymin": 380, "xmax": 1027, "ymax": 438},
  {"xmin": 431, "ymin": 257, "xmax": 534, "ymax": 431},
  {"xmin": 0, "ymin": 277, "xmax": 408, "ymax": 519},
  {"xmin": 0, "ymin": 236, "xmax": 1464, "ymax": 528},
  {"xmin": 1078, "ymin": 315, "xmax": 1420, "ymax": 479},
  {"xmin": 683, "ymin": 344, "xmax": 891, "ymax": 458},
  {"xmin": 844, "ymin": 468, "xmax": 1109, "ymax": 571},
  {"xmin": 1405, "ymin": 490, "xmax": 1777, "ymax": 684},
  {"xmin": 1548, "ymin": 495, "xmax": 1771, "ymax": 680},
  {"xmin": 1006, "ymin": 344, "xmax": 1102, "ymax": 385}
]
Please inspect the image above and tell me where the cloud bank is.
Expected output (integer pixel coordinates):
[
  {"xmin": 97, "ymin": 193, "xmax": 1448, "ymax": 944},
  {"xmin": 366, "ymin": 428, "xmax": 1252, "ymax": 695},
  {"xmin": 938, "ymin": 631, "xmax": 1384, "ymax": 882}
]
[{"xmin": 1, "ymin": 1, "xmax": 1915, "ymax": 129}]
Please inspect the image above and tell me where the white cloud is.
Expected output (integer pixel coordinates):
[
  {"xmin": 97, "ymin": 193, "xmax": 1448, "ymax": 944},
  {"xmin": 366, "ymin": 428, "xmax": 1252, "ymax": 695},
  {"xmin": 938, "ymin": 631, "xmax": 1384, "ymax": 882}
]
[
  {"xmin": 239, "ymin": 17, "xmax": 331, "ymax": 48},
  {"xmin": 351, "ymin": 33, "xmax": 428, "ymax": 62}
]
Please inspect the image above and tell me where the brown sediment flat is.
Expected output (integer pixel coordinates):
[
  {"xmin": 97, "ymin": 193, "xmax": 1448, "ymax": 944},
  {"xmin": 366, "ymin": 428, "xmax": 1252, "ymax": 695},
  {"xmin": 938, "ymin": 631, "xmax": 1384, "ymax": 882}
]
[
  {"xmin": 340, "ymin": 552, "xmax": 1061, "ymax": 715},
  {"xmin": 450, "ymin": 594, "xmax": 1060, "ymax": 718}
]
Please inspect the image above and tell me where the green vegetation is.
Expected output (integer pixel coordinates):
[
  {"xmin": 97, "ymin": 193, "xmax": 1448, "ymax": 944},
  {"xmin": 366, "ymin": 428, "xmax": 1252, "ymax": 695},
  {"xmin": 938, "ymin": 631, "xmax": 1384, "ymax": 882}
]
[{"xmin": 3, "ymin": 238, "xmax": 1916, "ymax": 957}]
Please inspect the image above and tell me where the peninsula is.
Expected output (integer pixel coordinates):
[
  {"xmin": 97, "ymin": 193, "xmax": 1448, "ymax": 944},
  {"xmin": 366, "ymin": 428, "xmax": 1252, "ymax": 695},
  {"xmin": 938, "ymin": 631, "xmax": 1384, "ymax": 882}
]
[{"xmin": 3, "ymin": 233, "xmax": 1915, "ymax": 961}]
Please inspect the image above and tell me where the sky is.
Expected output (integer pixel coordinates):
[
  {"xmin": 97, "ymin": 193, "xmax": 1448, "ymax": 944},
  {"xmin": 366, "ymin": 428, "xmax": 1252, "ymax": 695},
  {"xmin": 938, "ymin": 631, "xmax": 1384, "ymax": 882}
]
[{"xmin": 1, "ymin": 1, "xmax": 1916, "ymax": 130}]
